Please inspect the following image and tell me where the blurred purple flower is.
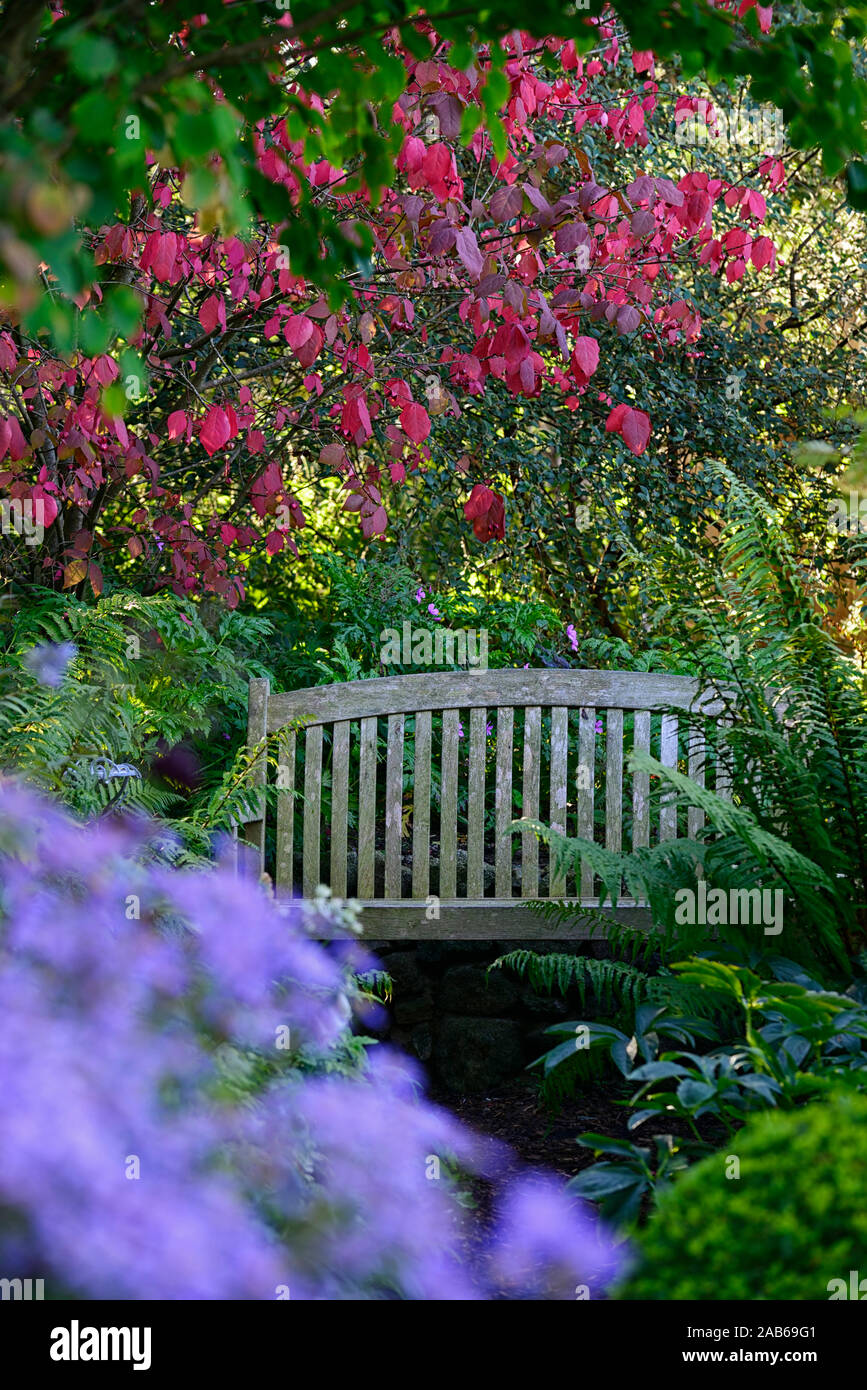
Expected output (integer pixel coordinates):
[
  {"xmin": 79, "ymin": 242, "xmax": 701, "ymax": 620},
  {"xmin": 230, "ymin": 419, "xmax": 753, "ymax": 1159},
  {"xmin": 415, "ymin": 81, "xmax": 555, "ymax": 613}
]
[
  {"xmin": 22, "ymin": 641, "xmax": 77, "ymax": 687},
  {"xmin": 415, "ymin": 587, "xmax": 425, "ymax": 602},
  {"xmin": 0, "ymin": 783, "xmax": 624, "ymax": 1300},
  {"xmin": 489, "ymin": 1177, "xmax": 627, "ymax": 1298},
  {"xmin": 565, "ymin": 624, "xmax": 579, "ymax": 654}
]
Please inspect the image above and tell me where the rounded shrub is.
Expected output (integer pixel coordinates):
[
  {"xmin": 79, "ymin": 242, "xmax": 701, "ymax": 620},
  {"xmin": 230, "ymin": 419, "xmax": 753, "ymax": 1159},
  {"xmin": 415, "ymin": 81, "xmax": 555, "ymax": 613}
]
[{"xmin": 618, "ymin": 1094, "xmax": 867, "ymax": 1300}]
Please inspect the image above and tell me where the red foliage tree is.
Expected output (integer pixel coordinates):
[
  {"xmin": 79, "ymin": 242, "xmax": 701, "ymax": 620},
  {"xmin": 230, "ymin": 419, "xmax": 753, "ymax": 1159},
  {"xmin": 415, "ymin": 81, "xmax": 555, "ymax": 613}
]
[{"xmin": 0, "ymin": 20, "xmax": 779, "ymax": 602}]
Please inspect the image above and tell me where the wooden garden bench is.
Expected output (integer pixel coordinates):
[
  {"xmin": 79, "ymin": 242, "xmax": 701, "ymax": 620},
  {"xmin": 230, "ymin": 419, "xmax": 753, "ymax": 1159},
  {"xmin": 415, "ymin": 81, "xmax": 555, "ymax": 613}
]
[{"xmin": 240, "ymin": 669, "xmax": 731, "ymax": 939}]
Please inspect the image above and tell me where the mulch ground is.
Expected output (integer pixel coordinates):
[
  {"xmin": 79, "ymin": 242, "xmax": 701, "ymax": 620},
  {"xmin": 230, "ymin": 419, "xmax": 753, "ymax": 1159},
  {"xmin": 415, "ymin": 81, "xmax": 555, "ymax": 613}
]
[
  {"xmin": 428, "ymin": 1074, "xmax": 722, "ymax": 1297},
  {"xmin": 435, "ymin": 1074, "xmax": 637, "ymax": 1177}
]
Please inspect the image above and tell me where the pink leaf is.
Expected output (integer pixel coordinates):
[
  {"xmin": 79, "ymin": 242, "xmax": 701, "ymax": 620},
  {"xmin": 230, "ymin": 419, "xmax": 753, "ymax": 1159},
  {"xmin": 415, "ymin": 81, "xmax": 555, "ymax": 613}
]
[
  {"xmin": 198, "ymin": 294, "xmax": 225, "ymax": 334},
  {"xmin": 751, "ymin": 236, "xmax": 776, "ymax": 270},
  {"xmin": 571, "ymin": 336, "xmax": 600, "ymax": 385},
  {"xmin": 167, "ymin": 410, "xmax": 187, "ymax": 441},
  {"xmin": 284, "ymin": 315, "xmax": 314, "ymax": 351},
  {"xmin": 605, "ymin": 404, "xmax": 629, "ymax": 433},
  {"xmin": 360, "ymin": 504, "xmax": 388, "ymax": 538},
  {"xmin": 621, "ymin": 408, "xmax": 651, "ymax": 455},
  {"xmin": 199, "ymin": 406, "xmax": 231, "ymax": 457},
  {"xmin": 400, "ymin": 401, "xmax": 431, "ymax": 444},
  {"xmin": 455, "ymin": 227, "xmax": 484, "ymax": 282},
  {"xmin": 1, "ymin": 416, "xmax": 28, "ymax": 460}
]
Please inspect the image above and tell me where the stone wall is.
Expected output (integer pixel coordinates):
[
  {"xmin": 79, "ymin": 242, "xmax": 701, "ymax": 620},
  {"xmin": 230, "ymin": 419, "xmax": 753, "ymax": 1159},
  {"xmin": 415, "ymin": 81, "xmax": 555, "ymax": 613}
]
[{"xmin": 366, "ymin": 938, "xmax": 613, "ymax": 1093}]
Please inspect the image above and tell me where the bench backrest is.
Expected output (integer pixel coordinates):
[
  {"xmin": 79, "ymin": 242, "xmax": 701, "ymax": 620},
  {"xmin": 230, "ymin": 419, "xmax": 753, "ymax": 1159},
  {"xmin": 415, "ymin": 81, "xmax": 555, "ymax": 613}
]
[{"xmin": 242, "ymin": 670, "xmax": 731, "ymax": 923}]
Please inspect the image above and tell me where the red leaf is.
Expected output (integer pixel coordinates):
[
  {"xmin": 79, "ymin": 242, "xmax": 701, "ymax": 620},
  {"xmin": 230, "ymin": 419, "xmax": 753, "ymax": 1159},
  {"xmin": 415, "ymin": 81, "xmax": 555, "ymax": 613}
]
[
  {"xmin": 294, "ymin": 322, "xmax": 323, "ymax": 368},
  {"xmin": 199, "ymin": 406, "xmax": 231, "ymax": 457},
  {"xmin": 284, "ymin": 314, "xmax": 314, "ymax": 351},
  {"xmin": 463, "ymin": 484, "xmax": 505, "ymax": 541},
  {"xmin": 751, "ymin": 236, "xmax": 776, "ymax": 271},
  {"xmin": 400, "ymin": 401, "xmax": 431, "ymax": 444},
  {"xmin": 151, "ymin": 231, "xmax": 178, "ymax": 283},
  {"xmin": 464, "ymin": 484, "xmax": 495, "ymax": 520},
  {"xmin": 0, "ymin": 416, "xmax": 28, "ymax": 461},
  {"xmin": 360, "ymin": 504, "xmax": 388, "ymax": 538},
  {"xmin": 621, "ymin": 408, "xmax": 651, "ymax": 455},
  {"xmin": 198, "ymin": 294, "xmax": 225, "ymax": 334},
  {"xmin": 167, "ymin": 410, "xmax": 187, "ymax": 441},
  {"xmin": 570, "ymin": 336, "xmax": 599, "ymax": 385}
]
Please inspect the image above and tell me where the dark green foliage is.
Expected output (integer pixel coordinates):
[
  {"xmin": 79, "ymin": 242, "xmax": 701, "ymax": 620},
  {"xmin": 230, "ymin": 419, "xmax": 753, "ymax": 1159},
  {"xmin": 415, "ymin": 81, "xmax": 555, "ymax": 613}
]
[
  {"xmin": 490, "ymin": 949, "xmax": 650, "ymax": 1012},
  {"xmin": 0, "ymin": 587, "xmax": 272, "ymax": 851},
  {"xmin": 618, "ymin": 1092, "xmax": 867, "ymax": 1300}
]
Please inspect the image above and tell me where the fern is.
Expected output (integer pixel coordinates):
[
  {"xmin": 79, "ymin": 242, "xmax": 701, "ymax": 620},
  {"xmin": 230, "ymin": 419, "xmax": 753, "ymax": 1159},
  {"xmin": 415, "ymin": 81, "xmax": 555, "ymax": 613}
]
[
  {"xmin": 491, "ymin": 949, "xmax": 730, "ymax": 1022},
  {"xmin": 525, "ymin": 471, "xmax": 867, "ymax": 979},
  {"xmin": 490, "ymin": 950, "xmax": 648, "ymax": 1011}
]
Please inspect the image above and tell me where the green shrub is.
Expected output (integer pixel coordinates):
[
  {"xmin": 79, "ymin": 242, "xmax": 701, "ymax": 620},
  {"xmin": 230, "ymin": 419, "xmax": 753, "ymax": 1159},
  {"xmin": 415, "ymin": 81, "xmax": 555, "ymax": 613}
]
[{"xmin": 618, "ymin": 1093, "xmax": 867, "ymax": 1300}]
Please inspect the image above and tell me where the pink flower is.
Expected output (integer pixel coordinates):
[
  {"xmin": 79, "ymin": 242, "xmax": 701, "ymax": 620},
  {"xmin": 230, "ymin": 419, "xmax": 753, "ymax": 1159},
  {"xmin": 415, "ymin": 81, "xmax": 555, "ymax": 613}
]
[{"xmin": 565, "ymin": 624, "xmax": 579, "ymax": 653}]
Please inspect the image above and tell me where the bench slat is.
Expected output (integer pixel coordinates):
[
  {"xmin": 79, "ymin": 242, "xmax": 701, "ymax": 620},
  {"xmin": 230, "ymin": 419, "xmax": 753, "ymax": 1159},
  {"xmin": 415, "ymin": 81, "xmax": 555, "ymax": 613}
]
[
  {"xmin": 495, "ymin": 706, "xmax": 514, "ymax": 898},
  {"xmin": 660, "ymin": 712, "xmax": 679, "ymax": 841},
  {"xmin": 251, "ymin": 671, "xmax": 734, "ymax": 924},
  {"xmin": 440, "ymin": 709, "xmax": 460, "ymax": 898},
  {"xmin": 330, "ymin": 721, "xmax": 350, "ymax": 896},
  {"xmin": 632, "ymin": 710, "xmax": 650, "ymax": 849},
  {"xmin": 716, "ymin": 716, "xmax": 733, "ymax": 802},
  {"xmin": 385, "ymin": 713, "xmax": 404, "ymax": 898},
  {"xmin": 688, "ymin": 722, "xmax": 706, "ymax": 838},
  {"xmin": 522, "ymin": 705, "xmax": 541, "ymax": 898},
  {"xmin": 578, "ymin": 706, "xmax": 596, "ymax": 898},
  {"xmin": 275, "ymin": 727, "xmax": 295, "ymax": 896},
  {"xmin": 549, "ymin": 705, "xmax": 568, "ymax": 896},
  {"xmin": 412, "ymin": 711, "xmax": 432, "ymax": 899},
  {"xmin": 266, "ymin": 668, "xmax": 728, "ymax": 728},
  {"xmin": 358, "ymin": 717, "xmax": 377, "ymax": 898},
  {"xmin": 467, "ymin": 706, "xmax": 486, "ymax": 899},
  {"xmin": 244, "ymin": 676, "xmax": 269, "ymax": 873},
  {"xmin": 303, "ymin": 725, "xmax": 322, "ymax": 895},
  {"xmin": 605, "ymin": 708, "xmax": 624, "ymax": 855}
]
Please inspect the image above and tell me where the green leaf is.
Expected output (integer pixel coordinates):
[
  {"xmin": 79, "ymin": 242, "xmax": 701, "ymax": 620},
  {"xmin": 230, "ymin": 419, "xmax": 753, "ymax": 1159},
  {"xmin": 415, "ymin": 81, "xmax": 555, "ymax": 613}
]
[
  {"xmin": 68, "ymin": 35, "xmax": 118, "ymax": 80},
  {"xmin": 576, "ymin": 1132, "xmax": 649, "ymax": 1158},
  {"xmin": 568, "ymin": 1164, "xmax": 642, "ymax": 1197},
  {"xmin": 676, "ymin": 1078, "xmax": 717, "ymax": 1108}
]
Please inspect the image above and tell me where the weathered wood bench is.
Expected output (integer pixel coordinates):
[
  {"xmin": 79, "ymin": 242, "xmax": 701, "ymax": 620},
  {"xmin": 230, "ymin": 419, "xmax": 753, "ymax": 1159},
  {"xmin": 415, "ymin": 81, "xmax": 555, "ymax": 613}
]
[{"xmin": 240, "ymin": 669, "xmax": 731, "ymax": 938}]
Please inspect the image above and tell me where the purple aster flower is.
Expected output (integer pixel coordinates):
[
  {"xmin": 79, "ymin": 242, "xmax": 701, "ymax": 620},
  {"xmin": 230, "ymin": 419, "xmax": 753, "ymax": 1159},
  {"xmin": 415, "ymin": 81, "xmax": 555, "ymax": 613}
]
[
  {"xmin": 22, "ymin": 641, "xmax": 77, "ymax": 687},
  {"xmin": 488, "ymin": 1176, "xmax": 628, "ymax": 1299},
  {"xmin": 565, "ymin": 624, "xmax": 579, "ymax": 653},
  {"xmin": 0, "ymin": 783, "xmax": 624, "ymax": 1301},
  {"xmin": 415, "ymin": 587, "xmax": 425, "ymax": 602}
]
